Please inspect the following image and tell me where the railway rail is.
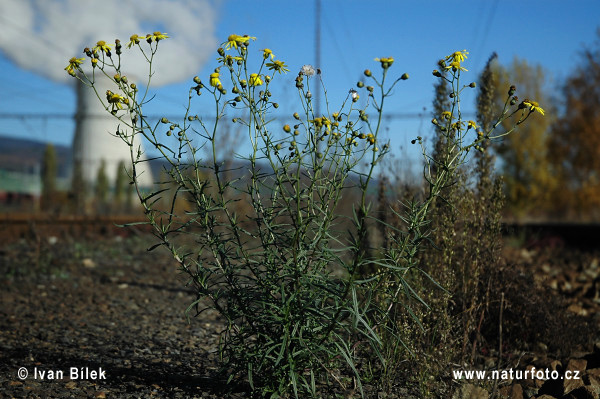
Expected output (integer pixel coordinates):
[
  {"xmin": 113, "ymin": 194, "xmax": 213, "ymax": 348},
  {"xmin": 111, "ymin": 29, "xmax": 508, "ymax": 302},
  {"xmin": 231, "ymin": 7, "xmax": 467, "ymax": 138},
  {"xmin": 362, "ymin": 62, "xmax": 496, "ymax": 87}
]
[
  {"xmin": 1, "ymin": 213, "xmax": 599, "ymax": 250},
  {"xmin": 0, "ymin": 213, "xmax": 151, "ymax": 242}
]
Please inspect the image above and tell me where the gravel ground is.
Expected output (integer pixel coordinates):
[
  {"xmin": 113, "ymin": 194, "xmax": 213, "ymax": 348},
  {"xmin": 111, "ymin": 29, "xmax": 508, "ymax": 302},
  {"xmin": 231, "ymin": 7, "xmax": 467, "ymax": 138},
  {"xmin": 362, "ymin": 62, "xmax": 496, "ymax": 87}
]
[
  {"xmin": 0, "ymin": 234, "xmax": 238, "ymax": 399},
  {"xmin": 1, "ymin": 231, "xmax": 599, "ymax": 398}
]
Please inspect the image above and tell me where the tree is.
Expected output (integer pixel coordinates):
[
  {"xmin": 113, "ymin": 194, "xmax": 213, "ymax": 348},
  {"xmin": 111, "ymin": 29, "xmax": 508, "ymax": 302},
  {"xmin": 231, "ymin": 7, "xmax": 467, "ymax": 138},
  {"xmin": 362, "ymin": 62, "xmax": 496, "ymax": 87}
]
[
  {"xmin": 70, "ymin": 159, "xmax": 87, "ymax": 214},
  {"xmin": 548, "ymin": 30, "xmax": 600, "ymax": 218},
  {"xmin": 492, "ymin": 57, "xmax": 557, "ymax": 219},
  {"xmin": 95, "ymin": 159, "xmax": 109, "ymax": 214},
  {"xmin": 114, "ymin": 160, "xmax": 128, "ymax": 213},
  {"xmin": 41, "ymin": 143, "xmax": 57, "ymax": 211}
]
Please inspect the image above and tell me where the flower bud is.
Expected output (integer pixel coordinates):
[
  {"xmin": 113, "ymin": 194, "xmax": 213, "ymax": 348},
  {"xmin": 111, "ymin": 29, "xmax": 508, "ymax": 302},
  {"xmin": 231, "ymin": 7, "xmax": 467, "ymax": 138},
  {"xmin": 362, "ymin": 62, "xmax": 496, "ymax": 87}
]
[
  {"xmin": 217, "ymin": 47, "xmax": 225, "ymax": 56},
  {"xmin": 433, "ymin": 69, "xmax": 443, "ymax": 78},
  {"xmin": 194, "ymin": 76, "xmax": 202, "ymax": 85},
  {"xmin": 357, "ymin": 81, "xmax": 364, "ymax": 88},
  {"xmin": 469, "ymin": 82, "xmax": 476, "ymax": 88},
  {"xmin": 510, "ymin": 96, "xmax": 518, "ymax": 106},
  {"xmin": 401, "ymin": 73, "xmax": 409, "ymax": 80},
  {"xmin": 364, "ymin": 69, "xmax": 372, "ymax": 77},
  {"xmin": 283, "ymin": 124, "xmax": 291, "ymax": 133},
  {"xmin": 508, "ymin": 85, "xmax": 516, "ymax": 96}
]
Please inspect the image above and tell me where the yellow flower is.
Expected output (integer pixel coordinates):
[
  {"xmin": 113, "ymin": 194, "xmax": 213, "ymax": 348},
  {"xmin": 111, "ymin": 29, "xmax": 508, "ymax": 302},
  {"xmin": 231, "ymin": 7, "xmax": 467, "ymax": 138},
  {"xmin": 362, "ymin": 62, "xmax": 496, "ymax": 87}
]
[
  {"xmin": 106, "ymin": 90, "xmax": 126, "ymax": 111},
  {"xmin": 445, "ymin": 60, "xmax": 468, "ymax": 72},
  {"xmin": 522, "ymin": 99, "xmax": 545, "ymax": 116},
  {"xmin": 446, "ymin": 50, "xmax": 469, "ymax": 63},
  {"xmin": 451, "ymin": 121, "xmax": 465, "ymax": 130},
  {"xmin": 262, "ymin": 48, "xmax": 274, "ymax": 60},
  {"xmin": 374, "ymin": 57, "xmax": 394, "ymax": 68},
  {"xmin": 64, "ymin": 57, "xmax": 85, "ymax": 76},
  {"xmin": 249, "ymin": 73, "xmax": 263, "ymax": 86},
  {"xmin": 209, "ymin": 71, "xmax": 221, "ymax": 87},
  {"xmin": 127, "ymin": 34, "xmax": 143, "ymax": 48},
  {"xmin": 266, "ymin": 59, "xmax": 289, "ymax": 74},
  {"xmin": 441, "ymin": 111, "xmax": 452, "ymax": 120},
  {"xmin": 225, "ymin": 34, "xmax": 256, "ymax": 50},
  {"xmin": 444, "ymin": 50, "xmax": 469, "ymax": 72},
  {"xmin": 468, "ymin": 120, "xmax": 478, "ymax": 129},
  {"xmin": 93, "ymin": 40, "xmax": 112, "ymax": 54},
  {"xmin": 217, "ymin": 54, "xmax": 243, "ymax": 66},
  {"xmin": 150, "ymin": 31, "xmax": 169, "ymax": 42}
]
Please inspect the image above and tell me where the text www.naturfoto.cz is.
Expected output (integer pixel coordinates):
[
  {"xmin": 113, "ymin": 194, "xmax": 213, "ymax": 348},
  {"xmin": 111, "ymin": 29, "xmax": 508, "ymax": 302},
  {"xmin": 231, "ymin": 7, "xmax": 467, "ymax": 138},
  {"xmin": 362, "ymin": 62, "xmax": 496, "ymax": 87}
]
[{"xmin": 453, "ymin": 368, "xmax": 581, "ymax": 381}]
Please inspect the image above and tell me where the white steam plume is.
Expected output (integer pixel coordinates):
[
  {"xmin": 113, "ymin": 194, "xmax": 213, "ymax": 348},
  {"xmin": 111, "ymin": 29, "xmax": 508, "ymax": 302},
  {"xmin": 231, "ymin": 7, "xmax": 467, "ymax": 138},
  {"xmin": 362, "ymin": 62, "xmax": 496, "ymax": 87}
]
[{"xmin": 0, "ymin": 0, "xmax": 220, "ymax": 86}]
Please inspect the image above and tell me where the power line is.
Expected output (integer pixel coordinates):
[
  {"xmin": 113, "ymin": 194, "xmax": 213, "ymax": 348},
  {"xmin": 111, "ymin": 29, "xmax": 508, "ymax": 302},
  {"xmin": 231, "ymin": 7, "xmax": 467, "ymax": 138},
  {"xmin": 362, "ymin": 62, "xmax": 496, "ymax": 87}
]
[{"xmin": 0, "ymin": 112, "xmax": 440, "ymax": 121}]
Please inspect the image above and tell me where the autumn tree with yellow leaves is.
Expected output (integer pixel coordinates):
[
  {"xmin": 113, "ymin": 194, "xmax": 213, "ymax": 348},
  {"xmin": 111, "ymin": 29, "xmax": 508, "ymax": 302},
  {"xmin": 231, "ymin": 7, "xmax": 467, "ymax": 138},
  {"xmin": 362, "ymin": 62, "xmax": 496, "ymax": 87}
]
[
  {"xmin": 491, "ymin": 57, "xmax": 557, "ymax": 219},
  {"xmin": 548, "ymin": 31, "xmax": 600, "ymax": 219}
]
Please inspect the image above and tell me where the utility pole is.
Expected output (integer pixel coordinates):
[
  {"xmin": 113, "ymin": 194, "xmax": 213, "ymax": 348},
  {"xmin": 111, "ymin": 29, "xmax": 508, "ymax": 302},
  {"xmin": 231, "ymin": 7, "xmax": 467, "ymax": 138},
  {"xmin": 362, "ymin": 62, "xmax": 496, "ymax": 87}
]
[{"xmin": 315, "ymin": 0, "xmax": 321, "ymax": 116}]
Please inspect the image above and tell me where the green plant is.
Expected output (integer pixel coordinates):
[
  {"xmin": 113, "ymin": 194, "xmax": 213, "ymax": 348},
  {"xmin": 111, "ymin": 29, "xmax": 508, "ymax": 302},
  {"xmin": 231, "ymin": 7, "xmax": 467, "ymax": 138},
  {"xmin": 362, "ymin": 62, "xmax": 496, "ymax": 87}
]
[{"xmin": 65, "ymin": 36, "xmax": 542, "ymax": 398}]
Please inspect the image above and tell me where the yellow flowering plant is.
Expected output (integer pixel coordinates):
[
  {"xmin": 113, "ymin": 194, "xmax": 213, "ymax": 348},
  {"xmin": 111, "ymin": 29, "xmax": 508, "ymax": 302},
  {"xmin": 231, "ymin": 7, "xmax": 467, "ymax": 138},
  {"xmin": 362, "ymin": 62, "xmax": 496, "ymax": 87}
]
[{"xmin": 65, "ymin": 34, "xmax": 542, "ymax": 398}]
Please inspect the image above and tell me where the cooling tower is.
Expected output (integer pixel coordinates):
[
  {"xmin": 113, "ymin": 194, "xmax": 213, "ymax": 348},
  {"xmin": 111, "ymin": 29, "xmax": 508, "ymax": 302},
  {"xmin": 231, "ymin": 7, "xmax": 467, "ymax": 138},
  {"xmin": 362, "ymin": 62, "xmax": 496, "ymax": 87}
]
[{"xmin": 72, "ymin": 76, "xmax": 154, "ymax": 189}]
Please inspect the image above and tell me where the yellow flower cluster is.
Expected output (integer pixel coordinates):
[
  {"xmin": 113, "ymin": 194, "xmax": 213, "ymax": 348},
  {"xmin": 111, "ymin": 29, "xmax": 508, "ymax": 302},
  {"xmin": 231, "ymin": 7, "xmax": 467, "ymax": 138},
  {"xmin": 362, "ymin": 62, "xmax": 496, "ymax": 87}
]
[
  {"xmin": 65, "ymin": 32, "xmax": 170, "ymax": 78},
  {"xmin": 311, "ymin": 116, "xmax": 332, "ymax": 132}
]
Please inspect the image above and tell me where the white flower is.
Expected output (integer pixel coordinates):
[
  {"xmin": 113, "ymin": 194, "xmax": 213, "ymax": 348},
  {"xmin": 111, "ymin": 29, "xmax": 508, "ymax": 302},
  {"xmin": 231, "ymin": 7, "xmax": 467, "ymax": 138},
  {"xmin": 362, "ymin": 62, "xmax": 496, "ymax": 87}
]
[
  {"xmin": 300, "ymin": 64, "xmax": 315, "ymax": 77},
  {"xmin": 349, "ymin": 89, "xmax": 359, "ymax": 100}
]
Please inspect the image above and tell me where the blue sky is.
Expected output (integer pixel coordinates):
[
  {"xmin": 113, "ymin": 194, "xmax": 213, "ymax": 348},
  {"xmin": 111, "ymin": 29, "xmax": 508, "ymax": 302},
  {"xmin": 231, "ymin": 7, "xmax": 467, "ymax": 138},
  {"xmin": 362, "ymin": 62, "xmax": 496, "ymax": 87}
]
[{"xmin": 1, "ymin": 0, "xmax": 599, "ymax": 165}]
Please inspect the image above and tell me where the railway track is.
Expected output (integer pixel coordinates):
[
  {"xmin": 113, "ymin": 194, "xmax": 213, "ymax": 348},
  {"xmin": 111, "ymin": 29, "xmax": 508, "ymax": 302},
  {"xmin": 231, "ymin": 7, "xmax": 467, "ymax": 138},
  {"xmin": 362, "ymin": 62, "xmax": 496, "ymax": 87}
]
[
  {"xmin": 1, "ymin": 213, "xmax": 599, "ymax": 250},
  {"xmin": 0, "ymin": 213, "xmax": 151, "ymax": 242}
]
